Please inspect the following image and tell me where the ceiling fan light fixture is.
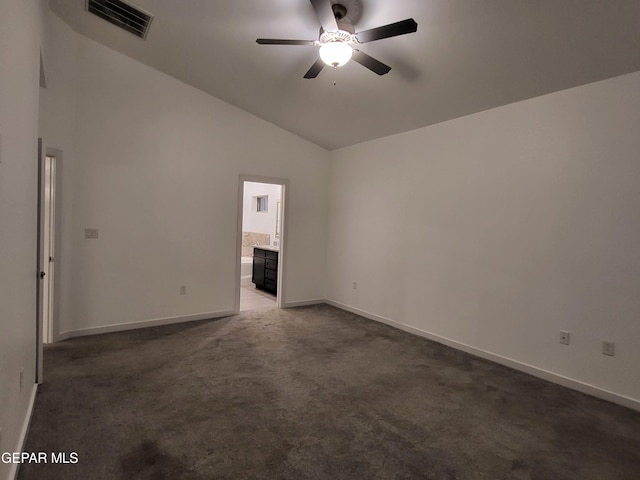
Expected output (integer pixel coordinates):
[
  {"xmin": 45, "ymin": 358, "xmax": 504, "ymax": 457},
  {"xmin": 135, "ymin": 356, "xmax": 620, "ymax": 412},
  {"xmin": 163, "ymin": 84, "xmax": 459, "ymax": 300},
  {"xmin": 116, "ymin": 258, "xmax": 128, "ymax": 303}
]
[
  {"xmin": 319, "ymin": 41, "xmax": 353, "ymax": 67},
  {"xmin": 256, "ymin": 0, "xmax": 418, "ymax": 79}
]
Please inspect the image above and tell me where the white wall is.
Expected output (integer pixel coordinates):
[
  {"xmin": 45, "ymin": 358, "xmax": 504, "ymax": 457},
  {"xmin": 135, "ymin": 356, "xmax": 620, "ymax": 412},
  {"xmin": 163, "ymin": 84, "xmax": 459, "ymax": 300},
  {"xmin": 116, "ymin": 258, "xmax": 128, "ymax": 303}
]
[
  {"xmin": 40, "ymin": 13, "xmax": 329, "ymax": 336},
  {"xmin": 35, "ymin": 1, "xmax": 640, "ymax": 417},
  {"xmin": 242, "ymin": 181, "xmax": 282, "ymax": 243},
  {"xmin": 327, "ymin": 71, "xmax": 640, "ymax": 407},
  {"xmin": 0, "ymin": 0, "xmax": 43, "ymax": 478},
  {"xmin": 38, "ymin": 6, "xmax": 79, "ymax": 343}
]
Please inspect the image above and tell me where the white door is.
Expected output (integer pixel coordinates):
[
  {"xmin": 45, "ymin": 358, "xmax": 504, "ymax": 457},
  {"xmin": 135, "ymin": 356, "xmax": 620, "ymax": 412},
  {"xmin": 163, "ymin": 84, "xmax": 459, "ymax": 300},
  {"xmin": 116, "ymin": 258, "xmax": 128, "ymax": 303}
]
[
  {"xmin": 41, "ymin": 154, "xmax": 56, "ymax": 344},
  {"xmin": 36, "ymin": 142, "xmax": 57, "ymax": 383}
]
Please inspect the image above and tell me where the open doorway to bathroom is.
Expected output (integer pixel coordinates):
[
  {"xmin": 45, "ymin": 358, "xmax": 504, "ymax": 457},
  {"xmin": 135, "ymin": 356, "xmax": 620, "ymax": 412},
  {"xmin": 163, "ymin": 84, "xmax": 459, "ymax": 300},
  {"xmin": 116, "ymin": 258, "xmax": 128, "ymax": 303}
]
[{"xmin": 237, "ymin": 178, "xmax": 285, "ymax": 312}]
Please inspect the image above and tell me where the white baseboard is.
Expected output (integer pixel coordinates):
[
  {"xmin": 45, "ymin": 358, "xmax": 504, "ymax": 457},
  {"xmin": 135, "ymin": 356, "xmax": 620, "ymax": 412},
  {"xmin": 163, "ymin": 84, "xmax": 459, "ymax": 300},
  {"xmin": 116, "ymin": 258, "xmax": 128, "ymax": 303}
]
[
  {"xmin": 57, "ymin": 299, "xmax": 328, "ymax": 340},
  {"xmin": 282, "ymin": 298, "xmax": 325, "ymax": 308},
  {"xmin": 58, "ymin": 310, "xmax": 234, "ymax": 340},
  {"xmin": 325, "ymin": 299, "xmax": 640, "ymax": 412},
  {"xmin": 10, "ymin": 384, "xmax": 38, "ymax": 480}
]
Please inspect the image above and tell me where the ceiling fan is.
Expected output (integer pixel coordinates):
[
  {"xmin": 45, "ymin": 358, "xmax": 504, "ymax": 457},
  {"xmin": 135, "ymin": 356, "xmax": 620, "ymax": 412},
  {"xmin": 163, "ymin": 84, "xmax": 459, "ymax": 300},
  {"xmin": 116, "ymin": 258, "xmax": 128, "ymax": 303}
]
[{"xmin": 256, "ymin": 0, "xmax": 418, "ymax": 78}]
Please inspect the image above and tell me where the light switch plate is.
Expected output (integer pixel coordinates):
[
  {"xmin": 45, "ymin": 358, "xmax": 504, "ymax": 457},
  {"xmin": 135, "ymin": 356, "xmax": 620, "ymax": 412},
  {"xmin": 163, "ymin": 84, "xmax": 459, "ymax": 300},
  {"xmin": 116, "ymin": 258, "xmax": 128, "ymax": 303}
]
[{"xmin": 84, "ymin": 228, "xmax": 99, "ymax": 239}]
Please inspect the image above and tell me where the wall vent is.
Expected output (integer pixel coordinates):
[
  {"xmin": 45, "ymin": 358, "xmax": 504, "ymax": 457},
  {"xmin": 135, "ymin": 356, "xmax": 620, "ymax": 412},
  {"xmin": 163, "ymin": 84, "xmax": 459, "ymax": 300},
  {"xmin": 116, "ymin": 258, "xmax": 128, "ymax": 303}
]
[{"xmin": 86, "ymin": 0, "xmax": 154, "ymax": 39}]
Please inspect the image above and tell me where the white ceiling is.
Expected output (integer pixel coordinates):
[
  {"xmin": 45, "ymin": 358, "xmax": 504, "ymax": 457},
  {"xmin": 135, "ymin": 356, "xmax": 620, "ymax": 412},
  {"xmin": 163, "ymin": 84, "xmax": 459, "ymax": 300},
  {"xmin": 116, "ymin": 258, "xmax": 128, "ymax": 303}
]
[{"xmin": 50, "ymin": 0, "xmax": 640, "ymax": 150}]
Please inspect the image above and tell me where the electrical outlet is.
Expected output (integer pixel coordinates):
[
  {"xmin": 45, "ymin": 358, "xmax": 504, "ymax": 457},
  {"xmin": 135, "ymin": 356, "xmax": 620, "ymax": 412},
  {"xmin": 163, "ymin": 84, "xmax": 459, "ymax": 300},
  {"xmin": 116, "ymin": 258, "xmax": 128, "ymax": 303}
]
[
  {"xmin": 559, "ymin": 330, "xmax": 570, "ymax": 345},
  {"xmin": 179, "ymin": 285, "xmax": 187, "ymax": 295},
  {"xmin": 352, "ymin": 282, "xmax": 357, "ymax": 290},
  {"xmin": 19, "ymin": 368, "xmax": 24, "ymax": 391},
  {"xmin": 602, "ymin": 341, "xmax": 615, "ymax": 356}
]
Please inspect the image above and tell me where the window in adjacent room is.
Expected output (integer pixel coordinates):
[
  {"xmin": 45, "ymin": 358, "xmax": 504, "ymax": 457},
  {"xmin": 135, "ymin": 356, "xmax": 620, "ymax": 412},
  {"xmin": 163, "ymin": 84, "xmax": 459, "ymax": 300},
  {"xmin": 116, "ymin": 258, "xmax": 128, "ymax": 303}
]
[{"xmin": 256, "ymin": 195, "xmax": 268, "ymax": 212}]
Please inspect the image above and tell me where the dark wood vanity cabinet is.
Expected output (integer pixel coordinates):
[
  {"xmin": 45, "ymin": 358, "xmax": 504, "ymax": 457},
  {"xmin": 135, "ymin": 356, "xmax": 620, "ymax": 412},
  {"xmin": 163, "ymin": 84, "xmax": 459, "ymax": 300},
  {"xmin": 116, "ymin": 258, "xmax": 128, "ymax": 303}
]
[{"xmin": 252, "ymin": 247, "xmax": 278, "ymax": 294}]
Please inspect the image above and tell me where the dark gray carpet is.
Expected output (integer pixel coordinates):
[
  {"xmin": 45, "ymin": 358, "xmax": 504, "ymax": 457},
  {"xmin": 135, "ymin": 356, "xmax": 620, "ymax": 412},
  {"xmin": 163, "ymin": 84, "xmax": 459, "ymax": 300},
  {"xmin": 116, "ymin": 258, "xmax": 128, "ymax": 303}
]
[{"xmin": 19, "ymin": 304, "xmax": 640, "ymax": 479}]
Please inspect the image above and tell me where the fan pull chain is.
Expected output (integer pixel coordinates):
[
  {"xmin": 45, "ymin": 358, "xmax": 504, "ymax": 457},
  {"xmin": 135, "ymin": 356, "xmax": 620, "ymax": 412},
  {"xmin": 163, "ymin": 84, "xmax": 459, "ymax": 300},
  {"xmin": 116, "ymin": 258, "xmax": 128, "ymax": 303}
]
[{"xmin": 333, "ymin": 65, "xmax": 338, "ymax": 86}]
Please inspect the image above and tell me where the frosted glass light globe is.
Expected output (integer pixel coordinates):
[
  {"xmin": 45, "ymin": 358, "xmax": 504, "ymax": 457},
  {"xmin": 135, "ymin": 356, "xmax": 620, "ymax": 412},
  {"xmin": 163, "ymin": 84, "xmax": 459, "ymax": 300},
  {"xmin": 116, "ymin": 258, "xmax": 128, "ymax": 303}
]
[{"xmin": 319, "ymin": 42, "xmax": 353, "ymax": 67}]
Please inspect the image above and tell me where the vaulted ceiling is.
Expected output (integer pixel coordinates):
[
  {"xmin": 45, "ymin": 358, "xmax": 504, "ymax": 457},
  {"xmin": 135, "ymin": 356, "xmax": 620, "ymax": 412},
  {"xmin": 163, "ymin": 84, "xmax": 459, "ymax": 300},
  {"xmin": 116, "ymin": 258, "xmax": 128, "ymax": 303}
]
[{"xmin": 50, "ymin": 0, "xmax": 640, "ymax": 150}]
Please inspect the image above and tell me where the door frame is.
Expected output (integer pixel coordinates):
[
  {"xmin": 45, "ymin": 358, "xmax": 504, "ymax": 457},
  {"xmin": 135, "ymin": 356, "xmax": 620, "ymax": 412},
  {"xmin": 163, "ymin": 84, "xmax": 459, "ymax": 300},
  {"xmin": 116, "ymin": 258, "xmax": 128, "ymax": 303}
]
[
  {"xmin": 235, "ymin": 175, "xmax": 290, "ymax": 313},
  {"xmin": 36, "ymin": 139, "xmax": 44, "ymax": 383},
  {"xmin": 36, "ymin": 141, "xmax": 62, "ymax": 383}
]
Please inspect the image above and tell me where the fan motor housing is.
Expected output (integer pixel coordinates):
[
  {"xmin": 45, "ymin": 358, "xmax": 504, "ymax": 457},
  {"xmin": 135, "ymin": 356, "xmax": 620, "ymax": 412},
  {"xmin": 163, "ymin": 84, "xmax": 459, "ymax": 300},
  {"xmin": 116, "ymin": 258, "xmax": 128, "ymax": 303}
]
[{"xmin": 319, "ymin": 20, "xmax": 356, "ymax": 44}]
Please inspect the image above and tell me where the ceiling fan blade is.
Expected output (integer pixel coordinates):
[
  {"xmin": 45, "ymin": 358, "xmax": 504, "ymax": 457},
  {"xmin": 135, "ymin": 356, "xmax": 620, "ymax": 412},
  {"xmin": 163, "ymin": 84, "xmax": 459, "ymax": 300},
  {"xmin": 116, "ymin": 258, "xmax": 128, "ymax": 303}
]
[
  {"xmin": 303, "ymin": 58, "xmax": 325, "ymax": 79},
  {"xmin": 356, "ymin": 18, "xmax": 418, "ymax": 43},
  {"xmin": 352, "ymin": 50, "xmax": 391, "ymax": 76},
  {"xmin": 309, "ymin": 0, "xmax": 338, "ymax": 32},
  {"xmin": 256, "ymin": 39, "xmax": 316, "ymax": 46}
]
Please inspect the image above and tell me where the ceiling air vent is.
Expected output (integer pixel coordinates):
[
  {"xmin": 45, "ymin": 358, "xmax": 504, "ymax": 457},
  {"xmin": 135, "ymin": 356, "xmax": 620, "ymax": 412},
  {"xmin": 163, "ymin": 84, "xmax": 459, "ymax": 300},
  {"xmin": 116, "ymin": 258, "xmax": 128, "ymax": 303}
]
[{"xmin": 86, "ymin": 0, "xmax": 154, "ymax": 39}]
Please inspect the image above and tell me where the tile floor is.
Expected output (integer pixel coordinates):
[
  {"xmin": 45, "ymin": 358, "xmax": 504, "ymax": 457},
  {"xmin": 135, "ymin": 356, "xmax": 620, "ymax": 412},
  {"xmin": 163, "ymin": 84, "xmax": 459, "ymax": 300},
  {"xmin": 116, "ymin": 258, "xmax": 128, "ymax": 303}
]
[{"xmin": 239, "ymin": 278, "xmax": 277, "ymax": 311}]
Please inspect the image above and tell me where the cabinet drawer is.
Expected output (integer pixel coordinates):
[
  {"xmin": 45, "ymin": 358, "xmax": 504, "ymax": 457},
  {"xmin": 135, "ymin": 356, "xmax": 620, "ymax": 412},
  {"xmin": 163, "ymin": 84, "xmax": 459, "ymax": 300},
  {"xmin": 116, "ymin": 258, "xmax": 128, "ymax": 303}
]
[
  {"xmin": 265, "ymin": 250, "xmax": 278, "ymax": 261},
  {"xmin": 265, "ymin": 259, "xmax": 278, "ymax": 270},
  {"xmin": 253, "ymin": 248, "xmax": 266, "ymax": 257},
  {"xmin": 265, "ymin": 268, "xmax": 277, "ymax": 280},
  {"xmin": 264, "ymin": 279, "xmax": 277, "ymax": 290}
]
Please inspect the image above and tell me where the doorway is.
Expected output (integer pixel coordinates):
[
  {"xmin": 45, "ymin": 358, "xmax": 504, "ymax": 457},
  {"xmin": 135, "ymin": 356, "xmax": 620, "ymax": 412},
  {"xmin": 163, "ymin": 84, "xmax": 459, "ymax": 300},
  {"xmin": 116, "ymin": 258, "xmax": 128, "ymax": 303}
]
[
  {"xmin": 236, "ymin": 176, "xmax": 287, "ymax": 312},
  {"xmin": 36, "ymin": 142, "xmax": 60, "ymax": 382},
  {"xmin": 40, "ymin": 154, "xmax": 56, "ymax": 343}
]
